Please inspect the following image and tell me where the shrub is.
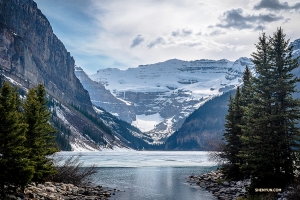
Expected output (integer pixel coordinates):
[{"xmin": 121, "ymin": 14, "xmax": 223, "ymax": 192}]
[{"xmin": 48, "ymin": 154, "xmax": 98, "ymax": 186}]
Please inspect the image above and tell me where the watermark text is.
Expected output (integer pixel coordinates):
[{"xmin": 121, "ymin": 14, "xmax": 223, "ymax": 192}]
[{"xmin": 255, "ymin": 188, "xmax": 281, "ymax": 192}]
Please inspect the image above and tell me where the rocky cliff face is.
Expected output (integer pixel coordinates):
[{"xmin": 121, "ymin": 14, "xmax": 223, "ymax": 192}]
[{"xmin": 0, "ymin": 0, "xmax": 93, "ymax": 113}]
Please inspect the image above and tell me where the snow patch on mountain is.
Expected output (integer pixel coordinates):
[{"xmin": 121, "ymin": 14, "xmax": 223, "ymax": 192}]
[
  {"xmin": 132, "ymin": 113, "xmax": 164, "ymax": 132},
  {"xmin": 70, "ymin": 138, "xmax": 98, "ymax": 152},
  {"xmin": 87, "ymin": 57, "xmax": 254, "ymax": 143}
]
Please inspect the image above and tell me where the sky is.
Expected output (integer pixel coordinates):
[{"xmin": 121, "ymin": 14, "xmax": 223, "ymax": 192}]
[{"xmin": 34, "ymin": 0, "xmax": 300, "ymax": 75}]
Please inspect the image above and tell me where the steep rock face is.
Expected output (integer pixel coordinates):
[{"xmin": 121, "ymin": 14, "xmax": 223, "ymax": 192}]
[{"xmin": 0, "ymin": 0, "xmax": 93, "ymax": 113}]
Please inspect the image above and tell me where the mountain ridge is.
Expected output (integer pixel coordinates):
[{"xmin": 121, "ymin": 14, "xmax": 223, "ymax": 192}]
[{"xmin": 83, "ymin": 56, "xmax": 254, "ymax": 143}]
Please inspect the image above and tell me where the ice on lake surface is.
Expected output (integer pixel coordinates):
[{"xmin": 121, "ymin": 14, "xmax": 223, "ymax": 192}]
[{"xmin": 55, "ymin": 151, "xmax": 217, "ymax": 167}]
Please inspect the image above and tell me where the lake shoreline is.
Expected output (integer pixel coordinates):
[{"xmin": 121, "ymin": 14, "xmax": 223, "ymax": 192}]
[
  {"xmin": 189, "ymin": 169, "xmax": 250, "ymax": 200},
  {"xmin": 189, "ymin": 169, "xmax": 293, "ymax": 200}
]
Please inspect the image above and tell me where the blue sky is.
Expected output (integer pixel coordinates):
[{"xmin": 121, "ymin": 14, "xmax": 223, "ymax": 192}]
[{"xmin": 35, "ymin": 0, "xmax": 300, "ymax": 74}]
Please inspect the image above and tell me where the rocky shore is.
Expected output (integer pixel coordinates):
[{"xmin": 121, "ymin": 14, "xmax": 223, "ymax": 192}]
[
  {"xmin": 188, "ymin": 170, "xmax": 250, "ymax": 200},
  {"xmin": 189, "ymin": 170, "xmax": 294, "ymax": 200},
  {"xmin": 5, "ymin": 182, "xmax": 118, "ymax": 200}
]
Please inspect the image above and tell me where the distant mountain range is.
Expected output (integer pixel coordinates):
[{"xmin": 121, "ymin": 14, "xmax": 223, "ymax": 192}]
[
  {"xmin": 80, "ymin": 57, "xmax": 254, "ymax": 144},
  {"xmin": 77, "ymin": 38, "xmax": 300, "ymax": 148}
]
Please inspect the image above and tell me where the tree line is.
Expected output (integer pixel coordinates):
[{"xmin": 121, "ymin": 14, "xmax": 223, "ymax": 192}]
[
  {"xmin": 221, "ymin": 27, "xmax": 300, "ymax": 197},
  {"xmin": 0, "ymin": 82, "xmax": 58, "ymax": 197}
]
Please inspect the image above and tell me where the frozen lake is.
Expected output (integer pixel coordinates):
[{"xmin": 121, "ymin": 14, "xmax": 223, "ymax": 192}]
[{"xmin": 55, "ymin": 151, "xmax": 217, "ymax": 200}]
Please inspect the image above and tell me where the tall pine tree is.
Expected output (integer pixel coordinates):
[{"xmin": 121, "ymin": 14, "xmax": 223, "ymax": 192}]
[
  {"xmin": 269, "ymin": 27, "xmax": 300, "ymax": 184},
  {"xmin": 23, "ymin": 84, "xmax": 58, "ymax": 182},
  {"xmin": 0, "ymin": 82, "xmax": 34, "ymax": 196},
  {"xmin": 240, "ymin": 28, "xmax": 300, "ymax": 192}
]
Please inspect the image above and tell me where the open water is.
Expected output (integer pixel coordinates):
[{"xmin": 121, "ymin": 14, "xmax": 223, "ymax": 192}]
[{"xmin": 56, "ymin": 151, "xmax": 217, "ymax": 200}]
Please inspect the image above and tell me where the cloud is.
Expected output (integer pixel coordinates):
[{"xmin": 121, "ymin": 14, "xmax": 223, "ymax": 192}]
[
  {"xmin": 130, "ymin": 34, "xmax": 145, "ymax": 48},
  {"xmin": 35, "ymin": 0, "xmax": 300, "ymax": 74},
  {"xmin": 172, "ymin": 28, "xmax": 193, "ymax": 37},
  {"xmin": 215, "ymin": 8, "xmax": 283, "ymax": 30},
  {"xmin": 254, "ymin": 25, "xmax": 265, "ymax": 31},
  {"xmin": 172, "ymin": 30, "xmax": 180, "ymax": 37},
  {"xmin": 183, "ymin": 41, "xmax": 202, "ymax": 47},
  {"xmin": 182, "ymin": 29, "xmax": 193, "ymax": 36},
  {"xmin": 147, "ymin": 37, "xmax": 165, "ymax": 48},
  {"xmin": 254, "ymin": 0, "xmax": 300, "ymax": 11},
  {"xmin": 208, "ymin": 30, "xmax": 226, "ymax": 36}
]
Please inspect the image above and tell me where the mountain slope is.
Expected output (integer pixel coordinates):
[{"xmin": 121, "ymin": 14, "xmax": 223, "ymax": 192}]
[
  {"xmin": 164, "ymin": 90, "xmax": 235, "ymax": 150},
  {"xmin": 75, "ymin": 66, "xmax": 136, "ymax": 123},
  {"xmin": 86, "ymin": 57, "xmax": 253, "ymax": 143},
  {"xmin": 93, "ymin": 106, "xmax": 164, "ymax": 150}
]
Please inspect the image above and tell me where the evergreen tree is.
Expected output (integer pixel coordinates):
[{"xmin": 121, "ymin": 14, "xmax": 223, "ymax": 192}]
[
  {"xmin": 0, "ymin": 82, "xmax": 34, "ymax": 196},
  {"xmin": 23, "ymin": 84, "xmax": 58, "ymax": 182},
  {"xmin": 240, "ymin": 31, "xmax": 281, "ymax": 191},
  {"xmin": 222, "ymin": 87, "xmax": 243, "ymax": 180},
  {"xmin": 240, "ymin": 29, "xmax": 300, "ymax": 192},
  {"xmin": 36, "ymin": 84, "xmax": 58, "ymax": 156},
  {"xmin": 269, "ymin": 28, "xmax": 300, "ymax": 183}
]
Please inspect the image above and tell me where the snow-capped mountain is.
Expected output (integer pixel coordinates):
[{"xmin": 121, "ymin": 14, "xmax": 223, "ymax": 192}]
[{"xmin": 85, "ymin": 57, "xmax": 254, "ymax": 143}]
